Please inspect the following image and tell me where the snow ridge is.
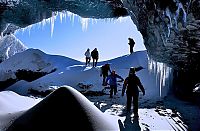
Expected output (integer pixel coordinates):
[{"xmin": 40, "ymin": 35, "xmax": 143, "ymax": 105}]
[{"xmin": 0, "ymin": 34, "xmax": 27, "ymax": 62}]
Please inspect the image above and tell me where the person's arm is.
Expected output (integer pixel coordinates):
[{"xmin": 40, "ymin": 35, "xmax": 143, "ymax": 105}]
[
  {"xmin": 122, "ymin": 78, "xmax": 128, "ymax": 96},
  {"xmin": 116, "ymin": 74, "xmax": 124, "ymax": 81},
  {"xmin": 109, "ymin": 67, "xmax": 111, "ymax": 73},
  {"xmin": 137, "ymin": 77, "xmax": 145, "ymax": 95},
  {"xmin": 105, "ymin": 76, "xmax": 110, "ymax": 85}
]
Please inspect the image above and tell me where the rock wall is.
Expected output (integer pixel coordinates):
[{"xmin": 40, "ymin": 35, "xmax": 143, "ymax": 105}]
[{"xmin": 122, "ymin": 0, "xmax": 200, "ymax": 73}]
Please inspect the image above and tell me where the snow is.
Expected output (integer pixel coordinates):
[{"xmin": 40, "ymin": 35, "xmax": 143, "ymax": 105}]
[
  {"xmin": 0, "ymin": 48, "xmax": 81, "ymax": 81},
  {"xmin": 0, "ymin": 49, "xmax": 199, "ymax": 130},
  {"xmin": 0, "ymin": 34, "xmax": 27, "ymax": 62},
  {"xmin": 4, "ymin": 49, "xmax": 170, "ymax": 99},
  {"xmin": 0, "ymin": 91, "xmax": 41, "ymax": 130},
  {"xmin": 0, "ymin": 91, "xmax": 40, "ymax": 114}
]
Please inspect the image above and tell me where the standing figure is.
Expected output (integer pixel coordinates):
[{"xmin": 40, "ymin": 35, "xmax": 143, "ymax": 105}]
[
  {"xmin": 128, "ymin": 38, "xmax": 135, "ymax": 54},
  {"xmin": 106, "ymin": 70, "xmax": 124, "ymax": 98},
  {"xmin": 84, "ymin": 48, "xmax": 91, "ymax": 66},
  {"xmin": 91, "ymin": 48, "xmax": 99, "ymax": 67},
  {"xmin": 100, "ymin": 64, "xmax": 111, "ymax": 86},
  {"xmin": 122, "ymin": 67, "xmax": 145, "ymax": 117}
]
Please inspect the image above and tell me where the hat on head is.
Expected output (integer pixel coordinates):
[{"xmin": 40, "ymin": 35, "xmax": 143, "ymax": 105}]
[{"xmin": 129, "ymin": 67, "xmax": 135, "ymax": 75}]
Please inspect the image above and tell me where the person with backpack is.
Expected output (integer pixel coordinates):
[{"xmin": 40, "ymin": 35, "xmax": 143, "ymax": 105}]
[
  {"xmin": 122, "ymin": 67, "xmax": 145, "ymax": 117},
  {"xmin": 100, "ymin": 64, "xmax": 112, "ymax": 86},
  {"xmin": 84, "ymin": 48, "xmax": 91, "ymax": 66},
  {"xmin": 106, "ymin": 70, "xmax": 124, "ymax": 98},
  {"xmin": 91, "ymin": 48, "xmax": 99, "ymax": 67},
  {"xmin": 128, "ymin": 38, "xmax": 135, "ymax": 54}
]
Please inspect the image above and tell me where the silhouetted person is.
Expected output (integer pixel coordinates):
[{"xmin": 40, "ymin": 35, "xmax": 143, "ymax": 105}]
[
  {"xmin": 122, "ymin": 67, "xmax": 145, "ymax": 117},
  {"xmin": 84, "ymin": 48, "xmax": 91, "ymax": 66},
  {"xmin": 106, "ymin": 70, "xmax": 124, "ymax": 98},
  {"xmin": 128, "ymin": 38, "xmax": 135, "ymax": 54},
  {"xmin": 91, "ymin": 48, "xmax": 99, "ymax": 67},
  {"xmin": 100, "ymin": 64, "xmax": 111, "ymax": 86}
]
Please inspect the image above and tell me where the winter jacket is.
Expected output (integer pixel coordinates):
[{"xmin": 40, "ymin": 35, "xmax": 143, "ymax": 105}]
[
  {"xmin": 91, "ymin": 50, "xmax": 99, "ymax": 59},
  {"xmin": 106, "ymin": 74, "xmax": 124, "ymax": 86},
  {"xmin": 85, "ymin": 50, "xmax": 91, "ymax": 58},
  {"xmin": 101, "ymin": 65, "xmax": 111, "ymax": 76},
  {"xmin": 128, "ymin": 39, "xmax": 135, "ymax": 47},
  {"xmin": 122, "ymin": 74, "xmax": 145, "ymax": 96}
]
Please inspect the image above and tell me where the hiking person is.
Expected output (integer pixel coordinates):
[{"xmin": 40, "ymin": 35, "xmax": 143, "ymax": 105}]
[
  {"xmin": 84, "ymin": 48, "xmax": 91, "ymax": 66},
  {"xmin": 100, "ymin": 64, "xmax": 111, "ymax": 86},
  {"xmin": 128, "ymin": 38, "xmax": 135, "ymax": 54},
  {"xmin": 122, "ymin": 67, "xmax": 145, "ymax": 117},
  {"xmin": 106, "ymin": 70, "xmax": 124, "ymax": 98},
  {"xmin": 91, "ymin": 48, "xmax": 99, "ymax": 67}
]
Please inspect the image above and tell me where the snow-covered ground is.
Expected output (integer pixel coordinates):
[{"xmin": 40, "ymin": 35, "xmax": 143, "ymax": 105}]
[{"xmin": 0, "ymin": 49, "xmax": 199, "ymax": 130}]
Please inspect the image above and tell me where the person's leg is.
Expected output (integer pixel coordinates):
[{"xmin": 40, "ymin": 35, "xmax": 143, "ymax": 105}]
[
  {"xmin": 95, "ymin": 59, "xmax": 98, "ymax": 67},
  {"xmin": 110, "ymin": 85, "xmax": 114, "ymax": 98},
  {"xmin": 130, "ymin": 47, "xmax": 133, "ymax": 54},
  {"xmin": 85, "ymin": 57, "xmax": 88, "ymax": 65},
  {"xmin": 133, "ymin": 94, "xmax": 139, "ymax": 116},
  {"xmin": 88, "ymin": 58, "xmax": 91, "ymax": 65},
  {"xmin": 92, "ymin": 59, "xmax": 95, "ymax": 67},
  {"xmin": 102, "ymin": 75, "xmax": 106, "ymax": 85},
  {"xmin": 126, "ymin": 93, "xmax": 132, "ymax": 112},
  {"xmin": 114, "ymin": 85, "xmax": 117, "ymax": 95}
]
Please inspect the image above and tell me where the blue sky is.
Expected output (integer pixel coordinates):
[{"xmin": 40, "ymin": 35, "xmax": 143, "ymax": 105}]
[{"xmin": 15, "ymin": 14, "xmax": 146, "ymax": 62}]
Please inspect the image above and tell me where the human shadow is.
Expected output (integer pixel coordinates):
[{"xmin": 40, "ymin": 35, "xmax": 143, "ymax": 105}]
[{"xmin": 118, "ymin": 114, "xmax": 141, "ymax": 131}]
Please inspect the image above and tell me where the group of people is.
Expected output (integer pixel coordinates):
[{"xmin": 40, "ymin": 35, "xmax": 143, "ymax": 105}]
[
  {"xmin": 84, "ymin": 48, "xmax": 99, "ymax": 67},
  {"xmin": 100, "ymin": 63, "xmax": 145, "ymax": 117},
  {"xmin": 84, "ymin": 37, "xmax": 135, "ymax": 67},
  {"xmin": 84, "ymin": 38, "xmax": 142, "ymax": 117}
]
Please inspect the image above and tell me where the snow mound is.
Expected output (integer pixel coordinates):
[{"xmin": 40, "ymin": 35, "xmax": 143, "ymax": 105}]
[
  {"xmin": 0, "ymin": 34, "xmax": 27, "ymax": 62},
  {"xmin": 0, "ymin": 48, "xmax": 82, "ymax": 81},
  {"xmin": 0, "ymin": 91, "xmax": 40, "ymax": 114},
  {"xmin": 7, "ymin": 86, "xmax": 119, "ymax": 131}
]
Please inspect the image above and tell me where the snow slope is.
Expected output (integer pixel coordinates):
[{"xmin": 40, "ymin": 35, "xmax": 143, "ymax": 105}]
[
  {"xmin": 0, "ymin": 34, "xmax": 27, "ymax": 62},
  {"xmin": 0, "ymin": 48, "xmax": 82, "ymax": 81},
  {"xmin": 6, "ymin": 49, "xmax": 171, "ymax": 100},
  {"xmin": 0, "ymin": 91, "xmax": 41, "ymax": 130},
  {"xmin": 0, "ymin": 49, "xmax": 199, "ymax": 130}
]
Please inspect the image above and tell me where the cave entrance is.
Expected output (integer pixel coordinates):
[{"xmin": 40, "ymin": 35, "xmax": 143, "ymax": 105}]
[{"xmin": 14, "ymin": 13, "xmax": 146, "ymax": 62}]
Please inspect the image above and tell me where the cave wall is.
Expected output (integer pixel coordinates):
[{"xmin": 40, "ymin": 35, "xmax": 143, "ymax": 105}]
[
  {"xmin": 122, "ymin": 0, "xmax": 200, "ymax": 73},
  {"xmin": 0, "ymin": 0, "xmax": 199, "ymax": 95},
  {"xmin": 0, "ymin": 0, "xmax": 127, "ymax": 35},
  {"xmin": 122, "ymin": 0, "xmax": 200, "ymax": 98}
]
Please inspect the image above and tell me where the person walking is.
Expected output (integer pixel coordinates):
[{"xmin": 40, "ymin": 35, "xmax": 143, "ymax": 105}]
[
  {"xmin": 100, "ymin": 64, "xmax": 111, "ymax": 86},
  {"xmin": 122, "ymin": 67, "xmax": 145, "ymax": 117},
  {"xmin": 106, "ymin": 70, "xmax": 124, "ymax": 98},
  {"xmin": 91, "ymin": 48, "xmax": 99, "ymax": 67},
  {"xmin": 128, "ymin": 38, "xmax": 135, "ymax": 54},
  {"xmin": 84, "ymin": 48, "xmax": 91, "ymax": 66}
]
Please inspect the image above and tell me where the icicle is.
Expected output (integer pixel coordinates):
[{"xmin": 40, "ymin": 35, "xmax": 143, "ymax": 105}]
[
  {"xmin": 67, "ymin": 11, "xmax": 76, "ymax": 26},
  {"xmin": 91, "ymin": 19, "xmax": 98, "ymax": 25},
  {"xmin": 80, "ymin": 18, "xmax": 89, "ymax": 31},
  {"xmin": 148, "ymin": 58, "xmax": 172, "ymax": 97},
  {"xmin": 50, "ymin": 12, "xmax": 57, "ymax": 37},
  {"xmin": 59, "ymin": 11, "xmax": 67, "ymax": 24}
]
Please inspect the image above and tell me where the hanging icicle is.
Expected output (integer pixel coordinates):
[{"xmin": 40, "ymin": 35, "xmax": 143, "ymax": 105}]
[
  {"xmin": 50, "ymin": 12, "xmax": 57, "ymax": 37},
  {"xmin": 148, "ymin": 58, "xmax": 172, "ymax": 97}
]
